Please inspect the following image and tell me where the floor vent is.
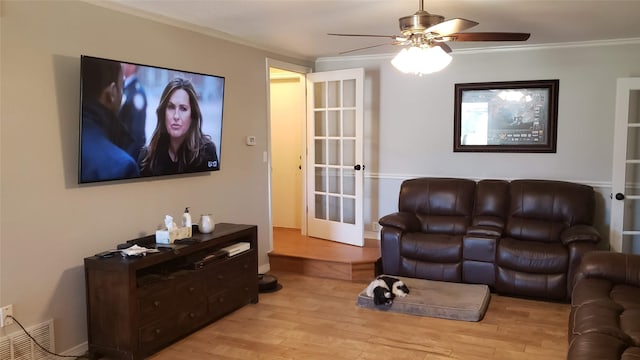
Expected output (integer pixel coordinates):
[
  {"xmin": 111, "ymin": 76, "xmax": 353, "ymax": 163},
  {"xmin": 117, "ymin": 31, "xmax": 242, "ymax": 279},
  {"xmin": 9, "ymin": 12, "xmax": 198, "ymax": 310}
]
[{"xmin": 0, "ymin": 319, "xmax": 54, "ymax": 360}]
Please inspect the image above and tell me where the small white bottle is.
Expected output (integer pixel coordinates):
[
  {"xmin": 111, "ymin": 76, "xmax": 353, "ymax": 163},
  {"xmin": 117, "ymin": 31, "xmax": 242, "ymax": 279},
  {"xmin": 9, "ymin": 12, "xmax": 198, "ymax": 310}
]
[{"xmin": 182, "ymin": 207, "xmax": 192, "ymax": 228}]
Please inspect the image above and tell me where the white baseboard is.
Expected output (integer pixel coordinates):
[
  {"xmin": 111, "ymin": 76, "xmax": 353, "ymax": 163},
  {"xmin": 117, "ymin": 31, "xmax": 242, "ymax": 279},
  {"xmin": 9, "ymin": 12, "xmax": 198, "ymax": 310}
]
[
  {"xmin": 258, "ymin": 263, "xmax": 271, "ymax": 274},
  {"xmin": 61, "ymin": 341, "xmax": 88, "ymax": 356}
]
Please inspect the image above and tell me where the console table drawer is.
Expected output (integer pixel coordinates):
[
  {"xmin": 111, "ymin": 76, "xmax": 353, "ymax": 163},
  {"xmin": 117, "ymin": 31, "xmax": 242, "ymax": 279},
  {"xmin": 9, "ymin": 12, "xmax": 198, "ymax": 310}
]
[
  {"xmin": 138, "ymin": 317, "xmax": 174, "ymax": 354},
  {"xmin": 138, "ymin": 286, "xmax": 175, "ymax": 324},
  {"xmin": 176, "ymin": 273, "xmax": 206, "ymax": 306},
  {"xmin": 176, "ymin": 301, "xmax": 208, "ymax": 333},
  {"xmin": 207, "ymin": 278, "xmax": 255, "ymax": 318},
  {"xmin": 205, "ymin": 252, "xmax": 254, "ymax": 289},
  {"xmin": 207, "ymin": 289, "xmax": 238, "ymax": 319}
]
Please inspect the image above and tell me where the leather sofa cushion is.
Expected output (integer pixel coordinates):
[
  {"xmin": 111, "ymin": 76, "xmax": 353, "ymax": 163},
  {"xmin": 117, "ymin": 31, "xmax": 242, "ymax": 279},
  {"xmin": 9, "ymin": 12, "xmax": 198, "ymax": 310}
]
[
  {"xmin": 497, "ymin": 237, "xmax": 568, "ymax": 273},
  {"xmin": 401, "ymin": 233, "xmax": 462, "ymax": 263},
  {"xmin": 496, "ymin": 268, "xmax": 566, "ymax": 300},
  {"xmin": 507, "ymin": 180, "xmax": 595, "ymax": 243},
  {"xmin": 415, "ymin": 214, "xmax": 468, "ymax": 234},
  {"xmin": 506, "ymin": 217, "xmax": 565, "ymax": 244},
  {"xmin": 568, "ymin": 332, "xmax": 639, "ymax": 360},
  {"xmin": 399, "ymin": 178, "xmax": 475, "ymax": 235},
  {"xmin": 571, "ymin": 278, "xmax": 640, "ymax": 346},
  {"xmin": 472, "ymin": 180, "xmax": 509, "ymax": 229}
]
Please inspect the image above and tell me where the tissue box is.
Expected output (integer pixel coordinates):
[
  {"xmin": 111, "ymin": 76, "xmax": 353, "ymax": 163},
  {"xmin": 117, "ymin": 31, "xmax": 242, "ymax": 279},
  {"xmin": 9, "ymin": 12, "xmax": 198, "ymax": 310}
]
[
  {"xmin": 176, "ymin": 226, "xmax": 192, "ymax": 239},
  {"xmin": 155, "ymin": 226, "xmax": 192, "ymax": 244}
]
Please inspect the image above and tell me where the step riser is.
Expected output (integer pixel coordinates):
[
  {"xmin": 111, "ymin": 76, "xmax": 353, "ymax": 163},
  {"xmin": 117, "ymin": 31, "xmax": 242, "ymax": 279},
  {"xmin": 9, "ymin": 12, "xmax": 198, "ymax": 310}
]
[{"xmin": 269, "ymin": 254, "xmax": 375, "ymax": 281}]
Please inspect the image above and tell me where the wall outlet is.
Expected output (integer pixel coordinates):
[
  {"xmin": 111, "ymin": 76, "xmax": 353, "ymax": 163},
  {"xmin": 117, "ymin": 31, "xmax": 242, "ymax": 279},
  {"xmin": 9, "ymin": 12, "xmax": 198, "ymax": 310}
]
[
  {"xmin": 371, "ymin": 222, "xmax": 381, "ymax": 232},
  {"xmin": 0, "ymin": 304, "xmax": 14, "ymax": 327}
]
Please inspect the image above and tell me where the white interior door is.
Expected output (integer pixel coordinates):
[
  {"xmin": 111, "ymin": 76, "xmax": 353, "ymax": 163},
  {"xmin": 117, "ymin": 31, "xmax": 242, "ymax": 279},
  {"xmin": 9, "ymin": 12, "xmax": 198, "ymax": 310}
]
[
  {"xmin": 610, "ymin": 77, "xmax": 640, "ymax": 253},
  {"xmin": 306, "ymin": 68, "xmax": 364, "ymax": 246}
]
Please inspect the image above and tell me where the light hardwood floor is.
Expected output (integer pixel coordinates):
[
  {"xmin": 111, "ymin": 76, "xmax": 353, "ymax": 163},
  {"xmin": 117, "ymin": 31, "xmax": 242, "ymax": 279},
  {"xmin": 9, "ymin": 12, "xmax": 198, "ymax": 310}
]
[{"xmin": 149, "ymin": 271, "xmax": 570, "ymax": 360}]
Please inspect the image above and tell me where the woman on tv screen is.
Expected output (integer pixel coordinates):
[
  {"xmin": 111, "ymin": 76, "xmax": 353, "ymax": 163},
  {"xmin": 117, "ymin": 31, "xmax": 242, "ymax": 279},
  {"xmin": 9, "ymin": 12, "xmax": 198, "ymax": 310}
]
[{"xmin": 138, "ymin": 77, "xmax": 219, "ymax": 176}]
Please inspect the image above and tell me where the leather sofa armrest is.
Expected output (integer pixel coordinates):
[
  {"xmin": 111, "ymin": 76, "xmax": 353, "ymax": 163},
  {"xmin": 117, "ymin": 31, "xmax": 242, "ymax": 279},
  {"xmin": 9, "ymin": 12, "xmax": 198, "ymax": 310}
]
[
  {"xmin": 379, "ymin": 212, "xmax": 421, "ymax": 232},
  {"xmin": 561, "ymin": 225, "xmax": 601, "ymax": 245},
  {"xmin": 575, "ymin": 251, "xmax": 640, "ymax": 287},
  {"xmin": 466, "ymin": 225, "xmax": 502, "ymax": 237}
]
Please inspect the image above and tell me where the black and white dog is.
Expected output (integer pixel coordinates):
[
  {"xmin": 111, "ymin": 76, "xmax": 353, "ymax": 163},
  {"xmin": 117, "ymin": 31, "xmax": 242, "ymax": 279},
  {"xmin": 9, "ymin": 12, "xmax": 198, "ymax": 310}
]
[{"xmin": 365, "ymin": 275, "xmax": 410, "ymax": 305}]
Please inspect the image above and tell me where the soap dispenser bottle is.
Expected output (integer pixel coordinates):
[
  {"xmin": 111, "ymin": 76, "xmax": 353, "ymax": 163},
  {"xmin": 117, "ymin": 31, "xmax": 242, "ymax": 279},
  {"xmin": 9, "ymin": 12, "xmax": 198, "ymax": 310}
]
[{"xmin": 182, "ymin": 207, "xmax": 192, "ymax": 228}]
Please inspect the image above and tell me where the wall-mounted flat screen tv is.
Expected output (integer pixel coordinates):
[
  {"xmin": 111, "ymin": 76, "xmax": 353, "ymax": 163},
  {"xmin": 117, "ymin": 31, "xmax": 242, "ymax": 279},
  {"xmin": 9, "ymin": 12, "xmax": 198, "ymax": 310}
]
[{"xmin": 79, "ymin": 55, "xmax": 224, "ymax": 184}]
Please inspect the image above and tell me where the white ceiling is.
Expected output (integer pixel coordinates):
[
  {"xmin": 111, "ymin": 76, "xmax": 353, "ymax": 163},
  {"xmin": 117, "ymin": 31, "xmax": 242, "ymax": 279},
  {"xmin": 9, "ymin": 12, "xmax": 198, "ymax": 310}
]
[{"xmin": 108, "ymin": 0, "xmax": 640, "ymax": 60}]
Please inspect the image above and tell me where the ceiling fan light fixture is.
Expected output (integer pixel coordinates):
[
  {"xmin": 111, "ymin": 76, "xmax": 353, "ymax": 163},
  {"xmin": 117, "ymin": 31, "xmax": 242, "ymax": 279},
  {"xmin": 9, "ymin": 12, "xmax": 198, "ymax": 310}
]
[{"xmin": 391, "ymin": 45, "xmax": 452, "ymax": 75}]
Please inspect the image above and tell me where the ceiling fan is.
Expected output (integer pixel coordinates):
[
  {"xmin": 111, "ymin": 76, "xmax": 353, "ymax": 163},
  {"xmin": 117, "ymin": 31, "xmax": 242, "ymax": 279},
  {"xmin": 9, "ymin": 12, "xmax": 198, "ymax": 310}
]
[{"xmin": 328, "ymin": 0, "xmax": 530, "ymax": 55}]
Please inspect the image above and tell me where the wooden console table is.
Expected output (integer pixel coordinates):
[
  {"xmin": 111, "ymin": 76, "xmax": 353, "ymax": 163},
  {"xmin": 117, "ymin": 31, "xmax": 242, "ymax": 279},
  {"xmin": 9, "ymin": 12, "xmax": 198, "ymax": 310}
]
[{"xmin": 84, "ymin": 223, "xmax": 258, "ymax": 360}]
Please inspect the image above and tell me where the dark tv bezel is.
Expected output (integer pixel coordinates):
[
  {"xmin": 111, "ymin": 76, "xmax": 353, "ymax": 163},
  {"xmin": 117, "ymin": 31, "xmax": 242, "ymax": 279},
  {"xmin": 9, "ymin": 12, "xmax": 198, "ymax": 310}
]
[{"xmin": 78, "ymin": 55, "xmax": 225, "ymax": 184}]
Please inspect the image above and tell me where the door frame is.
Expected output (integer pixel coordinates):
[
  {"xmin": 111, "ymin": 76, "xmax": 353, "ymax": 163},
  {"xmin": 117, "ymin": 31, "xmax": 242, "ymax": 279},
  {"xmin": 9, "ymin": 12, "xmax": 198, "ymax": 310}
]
[{"xmin": 265, "ymin": 58, "xmax": 312, "ymax": 253}]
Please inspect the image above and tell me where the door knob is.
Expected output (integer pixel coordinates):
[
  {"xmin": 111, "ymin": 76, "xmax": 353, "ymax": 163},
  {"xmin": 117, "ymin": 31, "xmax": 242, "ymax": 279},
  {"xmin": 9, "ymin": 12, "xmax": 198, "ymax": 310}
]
[
  {"xmin": 354, "ymin": 164, "xmax": 364, "ymax": 171},
  {"xmin": 615, "ymin": 193, "xmax": 625, "ymax": 200}
]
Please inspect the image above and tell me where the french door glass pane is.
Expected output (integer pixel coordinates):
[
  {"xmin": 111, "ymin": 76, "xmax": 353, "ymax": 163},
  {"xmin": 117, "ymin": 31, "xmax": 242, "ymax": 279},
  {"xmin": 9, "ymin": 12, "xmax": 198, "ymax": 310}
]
[
  {"xmin": 329, "ymin": 195, "xmax": 341, "ymax": 222},
  {"xmin": 328, "ymin": 110, "xmax": 340, "ymax": 137},
  {"xmin": 315, "ymin": 111, "xmax": 326, "ymax": 136},
  {"xmin": 343, "ymin": 168, "xmax": 355, "ymax": 196},
  {"xmin": 315, "ymin": 167, "xmax": 326, "ymax": 192},
  {"xmin": 622, "ymin": 234, "xmax": 640, "ymax": 253},
  {"xmin": 623, "ymin": 199, "xmax": 640, "ymax": 230},
  {"xmin": 328, "ymin": 168, "xmax": 340, "ymax": 194},
  {"xmin": 344, "ymin": 197, "xmax": 355, "ymax": 224},
  {"xmin": 315, "ymin": 194, "xmax": 326, "ymax": 220},
  {"xmin": 328, "ymin": 139, "xmax": 341, "ymax": 166},
  {"xmin": 343, "ymin": 139, "xmax": 355, "ymax": 167},
  {"xmin": 328, "ymin": 81, "xmax": 341, "ymax": 107},
  {"xmin": 315, "ymin": 139, "xmax": 326, "ymax": 165},
  {"xmin": 343, "ymin": 79, "xmax": 356, "ymax": 107},
  {"xmin": 314, "ymin": 82, "xmax": 325, "ymax": 108},
  {"xmin": 343, "ymin": 110, "xmax": 355, "ymax": 137}
]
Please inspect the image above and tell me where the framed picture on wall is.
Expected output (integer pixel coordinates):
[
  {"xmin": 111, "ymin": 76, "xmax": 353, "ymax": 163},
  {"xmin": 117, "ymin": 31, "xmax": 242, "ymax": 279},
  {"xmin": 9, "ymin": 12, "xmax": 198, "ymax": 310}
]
[{"xmin": 453, "ymin": 79, "xmax": 559, "ymax": 153}]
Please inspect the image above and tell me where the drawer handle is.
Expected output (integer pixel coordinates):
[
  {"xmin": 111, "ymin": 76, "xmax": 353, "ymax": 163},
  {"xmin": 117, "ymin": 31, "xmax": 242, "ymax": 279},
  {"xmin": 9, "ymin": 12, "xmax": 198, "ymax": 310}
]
[
  {"xmin": 188, "ymin": 287, "xmax": 195, "ymax": 293},
  {"xmin": 218, "ymin": 298, "xmax": 224, "ymax": 303},
  {"xmin": 189, "ymin": 312, "xmax": 196, "ymax": 319},
  {"xmin": 217, "ymin": 275, "xmax": 224, "ymax": 280},
  {"xmin": 153, "ymin": 301, "xmax": 160, "ymax": 307},
  {"xmin": 155, "ymin": 328, "xmax": 161, "ymax": 335}
]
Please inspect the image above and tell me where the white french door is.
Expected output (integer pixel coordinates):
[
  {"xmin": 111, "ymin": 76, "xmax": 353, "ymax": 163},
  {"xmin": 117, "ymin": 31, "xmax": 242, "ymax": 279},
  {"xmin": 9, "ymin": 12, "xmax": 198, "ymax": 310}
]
[
  {"xmin": 610, "ymin": 77, "xmax": 640, "ymax": 253},
  {"xmin": 305, "ymin": 68, "xmax": 364, "ymax": 246}
]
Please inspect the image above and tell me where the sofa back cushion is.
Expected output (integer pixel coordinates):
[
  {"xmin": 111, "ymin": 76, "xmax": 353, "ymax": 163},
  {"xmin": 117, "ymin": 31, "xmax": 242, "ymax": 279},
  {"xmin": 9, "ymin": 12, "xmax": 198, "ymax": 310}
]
[
  {"xmin": 472, "ymin": 179, "xmax": 509, "ymax": 229},
  {"xmin": 399, "ymin": 178, "xmax": 475, "ymax": 235},
  {"xmin": 506, "ymin": 180, "xmax": 595, "ymax": 243}
]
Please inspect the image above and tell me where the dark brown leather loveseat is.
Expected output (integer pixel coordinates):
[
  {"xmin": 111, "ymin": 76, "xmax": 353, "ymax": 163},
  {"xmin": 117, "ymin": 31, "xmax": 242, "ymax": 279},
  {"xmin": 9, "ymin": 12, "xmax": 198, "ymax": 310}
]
[
  {"xmin": 568, "ymin": 251, "xmax": 640, "ymax": 359},
  {"xmin": 379, "ymin": 177, "xmax": 602, "ymax": 301}
]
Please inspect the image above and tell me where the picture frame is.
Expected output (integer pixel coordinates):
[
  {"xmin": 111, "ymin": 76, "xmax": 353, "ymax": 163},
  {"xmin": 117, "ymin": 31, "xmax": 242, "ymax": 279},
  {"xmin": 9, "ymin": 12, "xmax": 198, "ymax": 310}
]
[{"xmin": 453, "ymin": 79, "xmax": 559, "ymax": 153}]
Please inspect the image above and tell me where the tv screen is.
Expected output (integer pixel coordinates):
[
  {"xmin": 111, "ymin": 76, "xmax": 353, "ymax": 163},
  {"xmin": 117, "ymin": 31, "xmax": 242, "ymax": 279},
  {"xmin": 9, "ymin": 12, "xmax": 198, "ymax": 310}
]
[{"xmin": 79, "ymin": 55, "xmax": 224, "ymax": 184}]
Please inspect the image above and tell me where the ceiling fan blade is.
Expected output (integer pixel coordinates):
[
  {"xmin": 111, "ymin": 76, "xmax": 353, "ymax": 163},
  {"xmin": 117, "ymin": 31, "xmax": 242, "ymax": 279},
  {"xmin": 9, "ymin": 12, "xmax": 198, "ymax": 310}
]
[
  {"xmin": 328, "ymin": 33, "xmax": 406, "ymax": 41},
  {"xmin": 447, "ymin": 32, "xmax": 531, "ymax": 42},
  {"xmin": 339, "ymin": 43, "xmax": 393, "ymax": 55},
  {"xmin": 425, "ymin": 18, "xmax": 478, "ymax": 36},
  {"xmin": 432, "ymin": 42, "xmax": 452, "ymax": 53}
]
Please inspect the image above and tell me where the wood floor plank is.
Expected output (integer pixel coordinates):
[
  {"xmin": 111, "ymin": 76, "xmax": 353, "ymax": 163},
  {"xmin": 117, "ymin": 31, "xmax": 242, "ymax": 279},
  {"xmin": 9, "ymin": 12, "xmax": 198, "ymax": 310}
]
[{"xmin": 148, "ymin": 271, "xmax": 569, "ymax": 360}]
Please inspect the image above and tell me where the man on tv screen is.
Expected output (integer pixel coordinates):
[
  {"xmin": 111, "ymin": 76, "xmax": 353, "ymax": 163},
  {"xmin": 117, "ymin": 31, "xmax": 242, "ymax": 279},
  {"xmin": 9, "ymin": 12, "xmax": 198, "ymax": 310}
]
[{"xmin": 80, "ymin": 57, "xmax": 140, "ymax": 183}]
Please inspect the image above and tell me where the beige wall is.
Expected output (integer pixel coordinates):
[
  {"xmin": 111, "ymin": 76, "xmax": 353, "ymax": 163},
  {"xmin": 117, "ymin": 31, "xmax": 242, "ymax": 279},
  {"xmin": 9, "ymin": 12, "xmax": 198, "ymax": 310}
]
[
  {"xmin": 317, "ymin": 42, "xmax": 640, "ymax": 240},
  {"xmin": 0, "ymin": 0, "xmax": 310, "ymax": 352}
]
